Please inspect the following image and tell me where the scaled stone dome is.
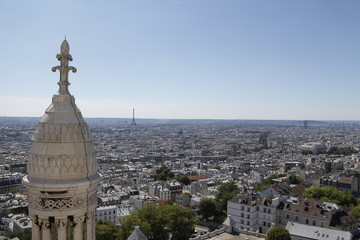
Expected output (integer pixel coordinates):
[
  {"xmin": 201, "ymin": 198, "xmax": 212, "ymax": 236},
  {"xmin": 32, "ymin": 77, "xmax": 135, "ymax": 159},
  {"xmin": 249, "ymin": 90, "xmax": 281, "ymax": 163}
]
[{"xmin": 27, "ymin": 40, "xmax": 97, "ymax": 181}]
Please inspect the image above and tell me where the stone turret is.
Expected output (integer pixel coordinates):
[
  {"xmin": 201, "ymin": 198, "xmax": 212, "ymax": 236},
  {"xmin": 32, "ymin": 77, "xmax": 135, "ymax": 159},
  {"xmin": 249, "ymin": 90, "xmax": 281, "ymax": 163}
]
[{"xmin": 23, "ymin": 40, "xmax": 100, "ymax": 240}]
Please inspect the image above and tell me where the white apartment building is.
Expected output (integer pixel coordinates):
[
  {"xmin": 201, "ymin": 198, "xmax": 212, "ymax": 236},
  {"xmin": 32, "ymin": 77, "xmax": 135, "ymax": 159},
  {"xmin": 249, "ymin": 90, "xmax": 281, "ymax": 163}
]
[
  {"xmin": 227, "ymin": 193, "xmax": 279, "ymax": 234},
  {"xmin": 148, "ymin": 183, "xmax": 171, "ymax": 201},
  {"xmin": 96, "ymin": 205, "xmax": 119, "ymax": 225},
  {"xmin": 175, "ymin": 193, "xmax": 191, "ymax": 207}
]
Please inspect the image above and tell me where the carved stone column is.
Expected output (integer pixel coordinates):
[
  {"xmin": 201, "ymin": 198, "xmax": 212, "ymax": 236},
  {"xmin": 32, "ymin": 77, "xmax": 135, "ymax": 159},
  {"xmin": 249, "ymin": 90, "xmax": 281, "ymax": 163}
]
[
  {"xmin": 56, "ymin": 217, "xmax": 68, "ymax": 240},
  {"xmin": 30, "ymin": 214, "xmax": 40, "ymax": 240},
  {"xmin": 74, "ymin": 215, "xmax": 85, "ymax": 240},
  {"xmin": 39, "ymin": 217, "xmax": 51, "ymax": 240},
  {"xmin": 86, "ymin": 211, "xmax": 95, "ymax": 240}
]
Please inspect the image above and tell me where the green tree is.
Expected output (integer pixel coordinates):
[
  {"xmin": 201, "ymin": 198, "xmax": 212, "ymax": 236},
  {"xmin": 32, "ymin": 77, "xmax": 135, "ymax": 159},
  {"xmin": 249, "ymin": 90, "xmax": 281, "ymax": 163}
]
[
  {"xmin": 17, "ymin": 229, "xmax": 32, "ymax": 240},
  {"xmin": 158, "ymin": 172, "xmax": 167, "ymax": 181},
  {"xmin": 138, "ymin": 205, "xmax": 169, "ymax": 240},
  {"xmin": 6, "ymin": 229, "xmax": 32, "ymax": 240},
  {"xmin": 256, "ymin": 174, "xmax": 287, "ymax": 192},
  {"xmin": 96, "ymin": 220, "xmax": 116, "ymax": 240},
  {"xmin": 117, "ymin": 214, "xmax": 151, "ymax": 240},
  {"xmin": 199, "ymin": 198, "xmax": 217, "ymax": 221},
  {"xmin": 216, "ymin": 182, "xmax": 240, "ymax": 211},
  {"xmin": 177, "ymin": 176, "xmax": 190, "ymax": 185},
  {"xmin": 167, "ymin": 171, "xmax": 175, "ymax": 179},
  {"xmin": 266, "ymin": 226, "xmax": 291, "ymax": 240},
  {"xmin": 303, "ymin": 186, "xmax": 356, "ymax": 207},
  {"xmin": 167, "ymin": 204, "xmax": 197, "ymax": 240},
  {"xmin": 351, "ymin": 206, "xmax": 360, "ymax": 220},
  {"xmin": 289, "ymin": 175, "xmax": 305, "ymax": 184},
  {"xmin": 117, "ymin": 204, "xmax": 196, "ymax": 240},
  {"xmin": 153, "ymin": 167, "xmax": 175, "ymax": 181}
]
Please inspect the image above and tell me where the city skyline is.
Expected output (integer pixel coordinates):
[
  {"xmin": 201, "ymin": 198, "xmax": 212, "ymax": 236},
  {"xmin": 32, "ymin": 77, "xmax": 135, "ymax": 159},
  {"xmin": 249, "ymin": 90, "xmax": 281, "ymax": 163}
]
[{"xmin": 1, "ymin": 1, "xmax": 360, "ymax": 120}]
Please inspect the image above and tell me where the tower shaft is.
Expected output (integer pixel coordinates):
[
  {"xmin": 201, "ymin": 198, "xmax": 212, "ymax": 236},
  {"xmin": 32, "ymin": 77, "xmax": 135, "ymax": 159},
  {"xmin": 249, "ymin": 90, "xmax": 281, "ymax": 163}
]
[
  {"xmin": 131, "ymin": 108, "xmax": 136, "ymax": 126},
  {"xmin": 23, "ymin": 40, "xmax": 100, "ymax": 240}
]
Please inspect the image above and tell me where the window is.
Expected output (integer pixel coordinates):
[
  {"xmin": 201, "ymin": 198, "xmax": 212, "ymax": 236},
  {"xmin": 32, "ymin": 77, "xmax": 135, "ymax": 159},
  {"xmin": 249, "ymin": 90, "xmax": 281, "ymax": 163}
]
[
  {"xmin": 306, "ymin": 219, "xmax": 309, "ymax": 224},
  {"xmin": 268, "ymin": 208, "xmax": 271, "ymax": 213},
  {"xmin": 247, "ymin": 207, "xmax": 250, "ymax": 212},
  {"xmin": 247, "ymin": 221, "xmax": 250, "ymax": 226},
  {"xmin": 241, "ymin": 206, "xmax": 244, "ymax": 210},
  {"xmin": 241, "ymin": 213, "xmax": 244, "ymax": 218},
  {"xmin": 256, "ymin": 206, "xmax": 259, "ymax": 211},
  {"xmin": 241, "ymin": 219, "xmax": 244, "ymax": 224},
  {"xmin": 267, "ymin": 222, "xmax": 271, "ymax": 227},
  {"xmin": 321, "ymin": 222, "xmax": 324, "ymax": 227},
  {"xmin": 295, "ymin": 216, "xmax": 298, "ymax": 222},
  {"xmin": 263, "ymin": 221, "xmax": 266, "ymax": 226},
  {"xmin": 264, "ymin": 208, "xmax": 267, "ymax": 213},
  {"xmin": 286, "ymin": 214, "xmax": 289, "ymax": 219},
  {"xmin": 313, "ymin": 220, "xmax": 316, "ymax": 226},
  {"xmin": 247, "ymin": 214, "xmax": 250, "ymax": 219}
]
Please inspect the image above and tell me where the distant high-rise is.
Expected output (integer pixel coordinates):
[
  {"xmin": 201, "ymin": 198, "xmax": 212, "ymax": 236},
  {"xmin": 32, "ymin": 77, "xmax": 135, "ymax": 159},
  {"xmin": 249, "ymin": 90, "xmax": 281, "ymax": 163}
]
[
  {"xmin": 23, "ymin": 40, "xmax": 100, "ymax": 240},
  {"xmin": 131, "ymin": 108, "xmax": 136, "ymax": 126}
]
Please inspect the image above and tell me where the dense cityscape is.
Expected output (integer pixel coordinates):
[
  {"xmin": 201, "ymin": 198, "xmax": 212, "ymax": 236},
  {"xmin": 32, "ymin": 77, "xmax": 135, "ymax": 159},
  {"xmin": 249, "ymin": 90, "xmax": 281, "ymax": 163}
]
[
  {"xmin": 1, "ymin": 116, "xmax": 360, "ymax": 239},
  {"xmin": 1, "ymin": 0, "xmax": 359, "ymax": 239}
]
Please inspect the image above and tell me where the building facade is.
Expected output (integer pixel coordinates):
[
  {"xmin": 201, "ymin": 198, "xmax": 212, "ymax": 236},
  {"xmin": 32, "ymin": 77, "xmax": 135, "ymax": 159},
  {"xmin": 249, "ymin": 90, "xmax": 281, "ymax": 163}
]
[{"xmin": 227, "ymin": 193, "xmax": 278, "ymax": 234}]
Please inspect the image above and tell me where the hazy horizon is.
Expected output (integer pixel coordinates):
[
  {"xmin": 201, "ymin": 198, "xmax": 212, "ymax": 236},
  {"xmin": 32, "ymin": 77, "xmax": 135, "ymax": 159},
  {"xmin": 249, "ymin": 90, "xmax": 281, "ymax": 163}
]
[
  {"xmin": 1, "ymin": 1, "xmax": 360, "ymax": 120},
  {"xmin": 1, "ymin": 115, "xmax": 359, "ymax": 123}
]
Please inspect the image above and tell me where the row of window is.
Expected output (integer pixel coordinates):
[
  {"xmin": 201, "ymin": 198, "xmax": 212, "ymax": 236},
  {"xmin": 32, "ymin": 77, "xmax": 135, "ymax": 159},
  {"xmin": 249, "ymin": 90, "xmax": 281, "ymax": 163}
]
[
  {"xmin": 240, "ymin": 206, "xmax": 250, "ymax": 212},
  {"xmin": 96, "ymin": 215, "xmax": 116, "ymax": 220},
  {"xmin": 282, "ymin": 214, "xmax": 324, "ymax": 227},
  {"xmin": 240, "ymin": 205, "xmax": 272, "ymax": 214},
  {"xmin": 263, "ymin": 221, "xmax": 271, "ymax": 227},
  {"xmin": 239, "ymin": 220, "xmax": 271, "ymax": 228},
  {"xmin": 97, "ymin": 210, "xmax": 116, "ymax": 216},
  {"xmin": 240, "ymin": 219, "xmax": 250, "ymax": 225}
]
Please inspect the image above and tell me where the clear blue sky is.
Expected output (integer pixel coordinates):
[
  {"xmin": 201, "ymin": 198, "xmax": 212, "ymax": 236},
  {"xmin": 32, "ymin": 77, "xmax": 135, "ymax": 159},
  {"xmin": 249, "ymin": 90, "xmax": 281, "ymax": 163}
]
[{"xmin": 1, "ymin": 0, "xmax": 359, "ymax": 120}]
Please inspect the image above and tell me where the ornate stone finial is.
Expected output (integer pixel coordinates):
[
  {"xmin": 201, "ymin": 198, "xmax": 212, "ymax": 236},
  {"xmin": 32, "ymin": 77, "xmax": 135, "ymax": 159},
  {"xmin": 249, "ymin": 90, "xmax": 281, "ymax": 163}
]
[{"xmin": 52, "ymin": 39, "xmax": 77, "ymax": 94}]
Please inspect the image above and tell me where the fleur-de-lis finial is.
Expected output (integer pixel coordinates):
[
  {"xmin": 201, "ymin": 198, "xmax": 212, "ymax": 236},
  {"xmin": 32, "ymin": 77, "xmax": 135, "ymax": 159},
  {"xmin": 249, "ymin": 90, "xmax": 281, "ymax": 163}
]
[{"xmin": 52, "ymin": 39, "xmax": 77, "ymax": 94}]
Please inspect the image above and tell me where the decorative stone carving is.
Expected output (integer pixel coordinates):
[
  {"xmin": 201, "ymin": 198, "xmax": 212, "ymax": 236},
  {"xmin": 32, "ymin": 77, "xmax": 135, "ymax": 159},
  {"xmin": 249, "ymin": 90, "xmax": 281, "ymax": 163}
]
[
  {"xmin": 38, "ymin": 217, "xmax": 51, "ymax": 228},
  {"xmin": 28, "ymin": 154, "xmax": 90, "ymax": 178},
  {"xmin": 29, "ymin": 196, "xmax": 85, "ymax": 210},
  {"xmin": 28, "ymin": 192, "xmax": 97, "ymax": 210},
  {"xmin": 32, "ymin": 123, "xmax": 92, "ymax": 142},
  {"xmin": 52, "ymin": 39, "xmax": 77, "ymax": 94},
  {"xmin": 73, "ymin": 215, "xmax": 85, "ymax": 225},
  {"xmin": 55, "ymin": 218, "xmax": 67, "ymax": 229},
  {"xmin": 85, "ymin": 211, "xmax": 95, "ymax": 221},
  {"xmin": 29, "ymin": 214, "xmax": 38, "ymax": 225}
]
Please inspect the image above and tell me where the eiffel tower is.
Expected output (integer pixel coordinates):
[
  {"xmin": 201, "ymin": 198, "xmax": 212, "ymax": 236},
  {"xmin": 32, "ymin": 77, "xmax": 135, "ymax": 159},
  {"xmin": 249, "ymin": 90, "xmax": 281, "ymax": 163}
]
[{"xmin": 131, "ymin": 108, "xmax": 136, "ymax": 126}]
